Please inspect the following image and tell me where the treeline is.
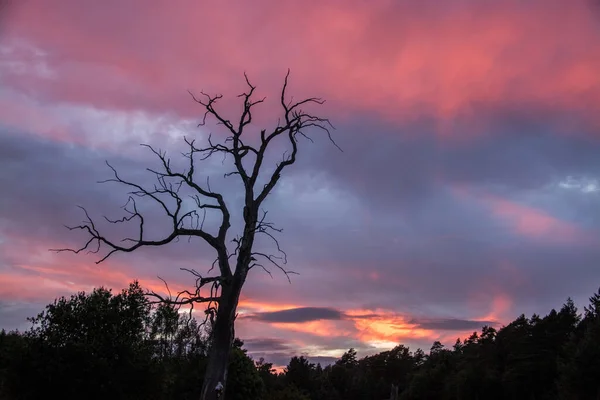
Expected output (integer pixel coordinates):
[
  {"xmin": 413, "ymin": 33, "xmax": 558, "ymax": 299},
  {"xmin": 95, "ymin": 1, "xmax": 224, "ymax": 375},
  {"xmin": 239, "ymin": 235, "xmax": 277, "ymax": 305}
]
[{"xmin": 1, "ymin": 282, "xmax": 599, "ymax": 399}]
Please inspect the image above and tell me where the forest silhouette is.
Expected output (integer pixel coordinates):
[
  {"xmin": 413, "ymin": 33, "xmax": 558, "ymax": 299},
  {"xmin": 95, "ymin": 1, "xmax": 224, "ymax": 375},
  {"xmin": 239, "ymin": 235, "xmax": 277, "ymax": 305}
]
[{"xmin": 1, "ymin": 281, "xmax": 599, "ymax": 399}]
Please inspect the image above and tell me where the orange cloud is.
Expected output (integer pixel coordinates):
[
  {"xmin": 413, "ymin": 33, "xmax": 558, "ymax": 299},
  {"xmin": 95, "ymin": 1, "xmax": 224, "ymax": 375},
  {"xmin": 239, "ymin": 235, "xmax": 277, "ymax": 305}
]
[
  {"xmin": 347, "ymin": 309, "xmax": 434, "ymax": 344},
  {"xmin": 237, "ymin": 299, "xmax": 302, "ymax": 314},
  {"xmin": 271, "ymin": 319, "xmax": 355, "ymax": 339},
  {"xmin": 238, "ymin": 304, "xmax": 506, "ymax": 351}
]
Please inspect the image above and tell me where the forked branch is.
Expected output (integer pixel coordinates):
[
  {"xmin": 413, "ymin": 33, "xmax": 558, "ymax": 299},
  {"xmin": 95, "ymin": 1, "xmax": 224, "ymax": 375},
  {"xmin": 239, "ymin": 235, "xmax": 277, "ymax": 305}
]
[
  {"xmin": 148, "ymin": 269, "xmax": 221, "ymax": 306},
  {"xmin": 188, "ymin": 69, "xmax": 342, "ymax": 207},
  {"xmin": 50, "ymin": 143, "xmax": 232, "ymax": 277},
  {"xmin": 147, "ymin": 268, "xmax": 222, "ymax": 327}
]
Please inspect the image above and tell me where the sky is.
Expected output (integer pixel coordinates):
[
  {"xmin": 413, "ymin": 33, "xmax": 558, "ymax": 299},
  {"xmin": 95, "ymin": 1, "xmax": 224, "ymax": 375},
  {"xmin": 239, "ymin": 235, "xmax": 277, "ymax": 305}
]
[{"xmin": 1, "ymin": 0, "xmax": 600, "ymax": 368}]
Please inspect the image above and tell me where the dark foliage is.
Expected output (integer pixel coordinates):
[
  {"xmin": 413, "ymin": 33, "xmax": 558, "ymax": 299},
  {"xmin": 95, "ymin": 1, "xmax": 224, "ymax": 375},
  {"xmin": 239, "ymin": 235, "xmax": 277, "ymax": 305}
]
[{"xmin": 1, "ymin": 283, "xmax": 599, "ymax": 399}]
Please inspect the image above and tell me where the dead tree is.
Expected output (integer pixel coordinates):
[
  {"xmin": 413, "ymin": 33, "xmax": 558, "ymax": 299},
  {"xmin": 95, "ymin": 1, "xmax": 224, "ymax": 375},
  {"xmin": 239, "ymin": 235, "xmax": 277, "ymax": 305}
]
[{"xmin": 52, "ymin": 70, "xmax": 340, "ymax": 400}]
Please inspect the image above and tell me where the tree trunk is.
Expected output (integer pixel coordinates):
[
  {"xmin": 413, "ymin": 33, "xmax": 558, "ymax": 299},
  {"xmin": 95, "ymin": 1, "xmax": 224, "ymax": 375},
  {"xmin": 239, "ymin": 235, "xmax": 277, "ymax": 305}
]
[
  {"xmin": 200, "ymin": 315, "xmax": 233, "ymax": 400},
  {"xmin": 199, "ymin": 275, "xmax": 245, "ymax": 400},
  {"xmin": 386, "ymin": 384, "xmax": 399, "ymax": 400},
  {"xmin": 200, "ymin": 210, "xmax": 254, "ymax": 400}
]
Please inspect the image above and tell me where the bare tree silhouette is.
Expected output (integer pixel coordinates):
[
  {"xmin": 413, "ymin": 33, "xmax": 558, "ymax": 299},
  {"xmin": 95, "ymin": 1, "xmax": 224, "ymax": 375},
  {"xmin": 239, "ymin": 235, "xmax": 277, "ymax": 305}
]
[{"xmin": 53, "ymin": 70, "xmax": 341, "ymax": 400}]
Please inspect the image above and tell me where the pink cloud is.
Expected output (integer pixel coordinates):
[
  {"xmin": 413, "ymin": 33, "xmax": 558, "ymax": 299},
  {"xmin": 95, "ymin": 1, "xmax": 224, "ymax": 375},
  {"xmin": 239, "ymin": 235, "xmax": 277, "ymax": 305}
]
[
  {"xmin": 484, "ymin": 195, "xmax": 584, "ymax": 242},
  {"xmin": 1, "ymin": 0, "xmax": 598, "ymax": 131},
  {"xmin": 0, "ymin": 272, "xmax": 88, "ymax": 302},
  {"xmin": 0, "ymin": 93, "xmax": 75, "ymax": 143},
  {"xmin": 450, "ymin": 186, "xmax": 594, "ymax": 244}
]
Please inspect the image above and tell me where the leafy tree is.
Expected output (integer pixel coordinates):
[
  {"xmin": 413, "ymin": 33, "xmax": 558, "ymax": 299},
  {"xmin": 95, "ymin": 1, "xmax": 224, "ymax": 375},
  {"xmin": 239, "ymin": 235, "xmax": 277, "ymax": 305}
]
[
  {"xmin": 265, "ymin": 385, "xmax": 310, "ymax": 400},
  {"xmin": 226, "ymin": 339, "xmax": 264, "ymax": 400},
  {"xmin": 357, "ymin": 345, "xmax": 414, "ymax": 399},
  {"xmin": 255, "ymin": 357, "xmax": 278, "ymax": 390},
  {"xmin": 558, "ymin": 288, "xmax": 600, "ymax": 399},
  {"xmin": 150, "ymin": 304, "xmax": 210, "ymax": 399},
  {"xmin": 0, "ymin": 329, "xmax": 30, "ymax": 399},
  {"xmin": 329, "ymin": 349, "xmax": 360, "ymax": 399},
  {"xmin": 285, "ymin": 355, "xmax": 316, "ymax": 395},
  {"xmin": 3, "ymin": 282, "xmax": 600, "ymax": 400},
  {"xmin": 4, "ymin": 282, "xmax": 161, "ymax": 399}
]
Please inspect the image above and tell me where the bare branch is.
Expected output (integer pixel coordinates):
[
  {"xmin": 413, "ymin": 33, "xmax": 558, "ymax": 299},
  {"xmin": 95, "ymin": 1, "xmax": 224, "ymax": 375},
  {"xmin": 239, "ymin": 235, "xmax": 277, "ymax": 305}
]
[
  {"xmin": 146, "ymin": 268, "xmax": 222, "ymax": 311},
  {"xmin": 187, "ymin": 79, "xmax": 267, "ymax": 186},
  {"xmin": 51, "ymin": 144, "xmax": 231, "ymax": 277},
  {"xmin": 250, "ymin": 251, "xmax": 297, "ymax": 284},
  {"xmin": 251, "ymin": 69, "xmax": 342, "ymax": 206}
]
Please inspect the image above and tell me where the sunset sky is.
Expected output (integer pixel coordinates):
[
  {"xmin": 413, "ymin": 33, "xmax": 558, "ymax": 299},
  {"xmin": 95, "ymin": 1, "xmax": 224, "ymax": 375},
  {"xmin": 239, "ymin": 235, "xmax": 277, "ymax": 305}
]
[{"xmin": 2, "ymin": 0, "xmax": 600, "ymax": 367}]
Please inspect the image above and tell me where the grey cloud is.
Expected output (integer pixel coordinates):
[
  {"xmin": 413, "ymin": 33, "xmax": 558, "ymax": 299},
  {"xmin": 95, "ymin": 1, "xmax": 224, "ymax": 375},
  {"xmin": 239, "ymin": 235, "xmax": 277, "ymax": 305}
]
[
  {"xmin": 240, "ymin": 337, "xmax": 348, "ymax": 367},
  {"xmin": 245, "ymin": 351, "xmax": 339, "ymax": 368},
  {"xmin": 244, "ymin": 307, "xmax": 344, "ymax": 323},
  {"xmin": 303, "ymin": 356, "xmax": 339, "ymax": 367},
  {"xmin": 409, "ymin": 318, "xmax": 497, "ymax": 331},
  {"xmin": 0, "ymin": 301, "xmax": 43, "ymax": 331},
  {"xmin": 0, "ymin": 128, "xmax": 141, "ymax": 234},
  {"xmin": 298, "ymin": 107, "xmax": 600, "ymax": 216},
  {"xmin": 243, "ymin": 337, "xmax": 292, "ymax": 352},
  {"xmin": 244, "ymin": 352, "xmax": 290, "ymax": 367}
]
